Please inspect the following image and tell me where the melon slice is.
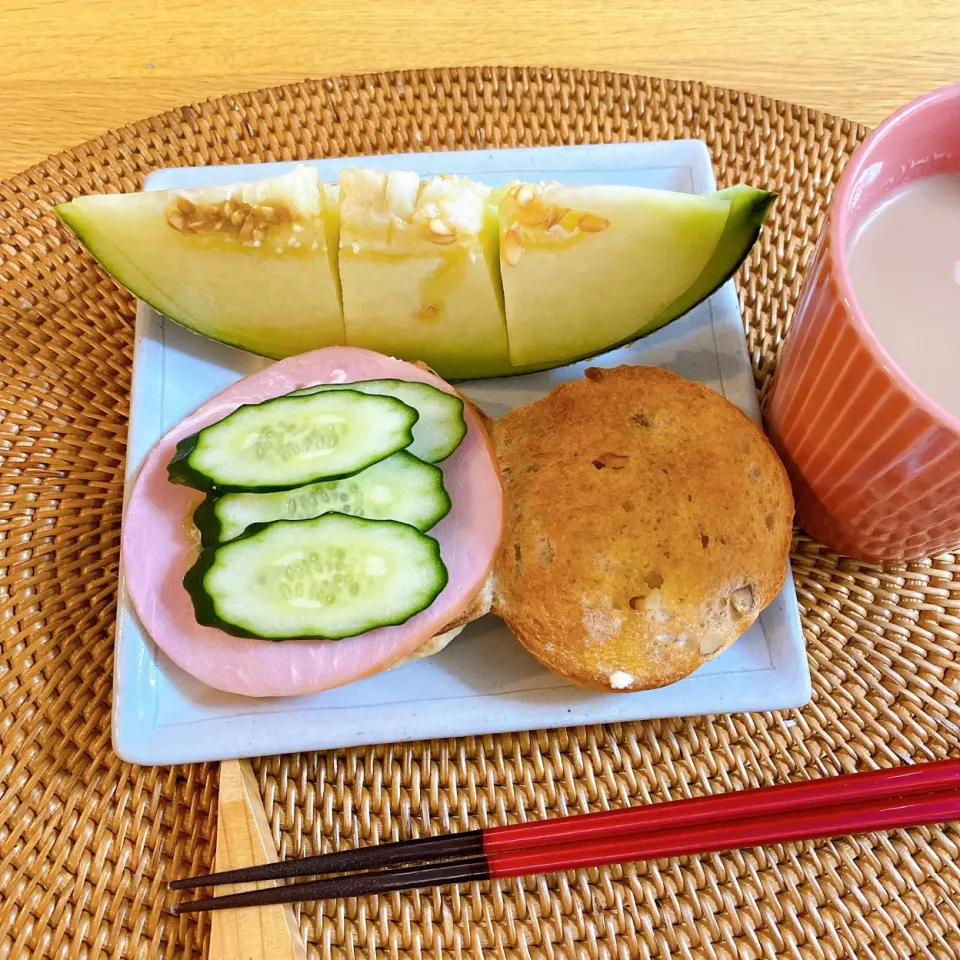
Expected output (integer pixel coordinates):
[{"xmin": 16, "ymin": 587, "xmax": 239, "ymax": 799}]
[
  {"xmin": 497, "ymin": 182, "xmax": 732, "ymax": 366},
  {"xmin": 55, "ymin": 165, "xmax": 344, "ymax": 358},
  {"xmin": 338, "ymin": 170, "xmax": 510, "ymax": 380},
  {"xmin": 58, "ymin": 164, "xmax": 774, "ymax": 381},
  {"xmin": 643, "ymin": 184, "xmax": 776, "ymax": 336}
]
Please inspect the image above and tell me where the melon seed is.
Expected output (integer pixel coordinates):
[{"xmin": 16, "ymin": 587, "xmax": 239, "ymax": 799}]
[
  {"xmin": 578, "ymin": 213, "xmax": 610, "ymax": 233},
  {"xmin": 428, "ymin": 217, "xmax": 453, "ymax": 236},
  {"xmin": 426, "ymin": 228, "xmax": 458, "ymax": 246},
  {"xmin": 165, "ymin": 195, "xmax": 300, "ymax": 247},
  {"xmin": 515, "ymin": 184, "xmax": 536, "ymax": 207},
  {"xmin": 237, "ymin": 216, "xmax": 256, "ymax": 243},
  {"xmin": 502, "ymin": 228, "xmax": 523, "ymax": 266}
]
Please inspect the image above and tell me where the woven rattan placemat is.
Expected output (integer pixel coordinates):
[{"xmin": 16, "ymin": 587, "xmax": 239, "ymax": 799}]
[{"xmin": 2, "ymin": 67, "xmax": 959, "ymax": 960}]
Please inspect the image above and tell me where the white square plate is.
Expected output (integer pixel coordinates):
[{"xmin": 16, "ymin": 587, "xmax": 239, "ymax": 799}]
[{"xmin": 113, "ymin": 142, "xmax": 810, "ymax": 765}]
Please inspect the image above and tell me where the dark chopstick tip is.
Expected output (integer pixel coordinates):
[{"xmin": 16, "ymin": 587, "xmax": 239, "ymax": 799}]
[
  {"xmin": 169, "ymin": 904, "xmax": 180, "ymax": 917},
  {"xmin": 173, "ymin": 900, "xmax": 207, "ymax": 915}
]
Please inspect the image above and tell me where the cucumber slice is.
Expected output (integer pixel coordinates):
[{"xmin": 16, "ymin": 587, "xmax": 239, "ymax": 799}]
[
  {"xmin": 196, "ymin": 451, "xmax": 451, "ymax": 544},
  {"xmin": 168, "ymin": 389, "xmax": 419, "ymax": 492},
  {"xmin": 291, "ymin": 379, "xmax": 466, "ymax": 463},
  {"xmin": 184, "ymin": 513, "xmax": 448, "ymax": 640}
]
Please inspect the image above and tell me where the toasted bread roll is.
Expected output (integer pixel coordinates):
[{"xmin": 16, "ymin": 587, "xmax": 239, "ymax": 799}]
[{"xmin": 491, "ymin": 365, "xmax": 793, "ymax": 692}]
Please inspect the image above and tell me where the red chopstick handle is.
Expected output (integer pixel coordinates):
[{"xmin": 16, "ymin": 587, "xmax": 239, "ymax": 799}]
[
  {"xmin": 486, "ymin": 787, "xmax": 960, "ymax": 879},
  {"xmin": 482, "ymin": 758, "xmax": 960, "ymax": 853}
]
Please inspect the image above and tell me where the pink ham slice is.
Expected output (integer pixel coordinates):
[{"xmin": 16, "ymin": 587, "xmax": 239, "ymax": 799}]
[{"xmin": 122, "ymin": 347, "xmax": 503, "ymax": 697}]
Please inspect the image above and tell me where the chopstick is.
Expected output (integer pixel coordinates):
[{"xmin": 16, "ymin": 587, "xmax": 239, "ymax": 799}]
[
  {"xmin": 172, "ymin": 785, "xmax": 960, "ymax": 914},
  {"xmin": 170, "ymin": 758, "xmax": 960, "ymax": 914},
  {"xmin": 171, "ymin": 757, "xmax": 960, "ymax": 890}
]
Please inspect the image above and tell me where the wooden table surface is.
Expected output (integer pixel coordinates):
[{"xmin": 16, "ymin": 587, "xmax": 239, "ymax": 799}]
[{"xmin": 2, "ymin": 0, "xmax": 959, "ymax": 180}]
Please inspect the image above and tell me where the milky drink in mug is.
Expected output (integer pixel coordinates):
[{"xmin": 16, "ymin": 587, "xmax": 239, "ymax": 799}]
[
  {"xmin": 847, "ymin": 173, "xmax": 960, "ymax": 417},
  {"xmin": 765, "ymin": 84, "xmax": 960, "ymax": 562}
]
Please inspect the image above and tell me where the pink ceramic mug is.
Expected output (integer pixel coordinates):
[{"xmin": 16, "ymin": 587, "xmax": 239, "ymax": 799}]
[{"xmin": 765, "ymin": 84, "xmax": 960, "ymax": 563}]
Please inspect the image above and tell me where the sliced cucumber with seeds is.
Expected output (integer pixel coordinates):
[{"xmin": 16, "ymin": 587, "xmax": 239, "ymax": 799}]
[
  {"xmin": 168, "ymin": 389, "xmax": 419, "ymax": 492},
  {"xmin": 290, "ymin": 379, "xmax": 466, "ymax": 463},
  {"xmin": 184, "ymin": 513, "xmax": 448, "ymax": 640},
  {"xmin": 195, "ymin": 451, "xmax": 451, "ymax": 544}
]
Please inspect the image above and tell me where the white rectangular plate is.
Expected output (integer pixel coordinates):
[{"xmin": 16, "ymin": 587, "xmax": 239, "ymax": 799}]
[{"xmin": 113, "ymin": 141, "xmax": 810, "ymax": 765}]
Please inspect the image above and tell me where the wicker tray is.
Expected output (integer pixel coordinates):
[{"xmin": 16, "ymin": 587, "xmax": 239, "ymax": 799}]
[{"xmin": 1, "ymin": 67, "xmax": 958, "ymax": 960}]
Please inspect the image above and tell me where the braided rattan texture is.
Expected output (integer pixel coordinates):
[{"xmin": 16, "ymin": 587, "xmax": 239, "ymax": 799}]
[{"xmin": 2, "ymin": 67, "xmax": 959, "ymax": 960}]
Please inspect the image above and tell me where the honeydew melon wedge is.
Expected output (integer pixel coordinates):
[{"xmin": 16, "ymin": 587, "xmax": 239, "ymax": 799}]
[
  {"xmin": 58, "ymin": 163, "xmax": 774, "ymax": 380},
  {"xmin": 55, "ymin": 165, "xmax": 343, "ymax": 358},
  {"xmin": 338, "ymin": 170, "xmax": 510, "ymax": 380},
  {"xmin": 497, "ymin": 182, "xmax": 732, "ymax": 367}
]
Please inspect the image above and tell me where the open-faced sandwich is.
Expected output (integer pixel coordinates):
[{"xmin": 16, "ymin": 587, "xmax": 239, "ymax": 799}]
[
  {"xmin": 123, "ymin": 348, "xmax": 501, "ymax": 697},
  {"xmin": 122, "ymin": 346, "xmax": 793, "ymax": 698}
]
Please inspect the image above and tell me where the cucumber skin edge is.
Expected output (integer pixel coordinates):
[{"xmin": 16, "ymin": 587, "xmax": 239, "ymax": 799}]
[
  {"xmin": 192, "ymin": 495, "xmax": 224, "ymax": 548},
  {"xmin": 182, "ymin": 513, "xmax": 450, "ymax": 641},
  {"xmin": 168, "ymin": 432, "xmax": 212, "ymax": 492}
]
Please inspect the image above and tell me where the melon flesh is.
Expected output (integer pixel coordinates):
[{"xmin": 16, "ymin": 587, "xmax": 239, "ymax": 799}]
[
  {"xmin": 338, "ymin": 170, "xmax": 510, "ymax": 380},
  {"xmin": 498, "ymin": 183, "xmax": 731, "ymax": 366},
  {"xmin": 56, "ymin": 165, "xmax": 344, "ymax": 358}
]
